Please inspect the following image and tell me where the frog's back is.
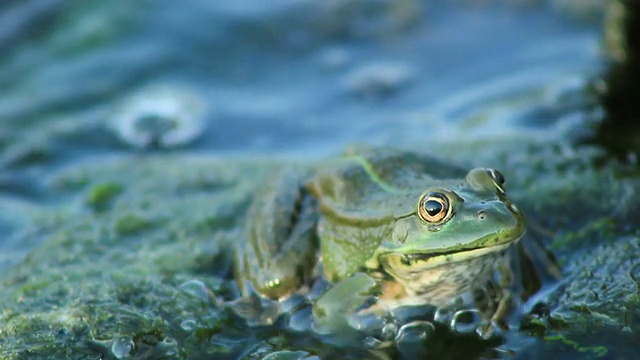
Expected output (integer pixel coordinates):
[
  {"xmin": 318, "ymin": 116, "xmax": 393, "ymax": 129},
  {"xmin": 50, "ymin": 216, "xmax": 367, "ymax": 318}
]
[
  {"xmin": 348, "ymin": 146, "xmax": 467, "ymax": 182},
  {"xmin": 307, "ymin": 147, "xmax": 468, "ymax": 212}
]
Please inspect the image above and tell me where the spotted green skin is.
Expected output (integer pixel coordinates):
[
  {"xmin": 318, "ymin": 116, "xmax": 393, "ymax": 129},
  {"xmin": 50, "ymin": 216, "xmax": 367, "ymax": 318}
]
[{"xmin": 234, "ymin": 147, "xmax": 526, "ymax": 320}]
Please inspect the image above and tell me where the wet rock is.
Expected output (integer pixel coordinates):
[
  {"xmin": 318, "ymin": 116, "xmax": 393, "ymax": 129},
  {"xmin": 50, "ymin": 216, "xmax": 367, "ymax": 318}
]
[
  {"xmin": 0, "ymin": 155, "xmax": 271, "ymax": 359},
  {"xmin": 547, "ymin": 237, "xmax": 640, "ymax": 332}
]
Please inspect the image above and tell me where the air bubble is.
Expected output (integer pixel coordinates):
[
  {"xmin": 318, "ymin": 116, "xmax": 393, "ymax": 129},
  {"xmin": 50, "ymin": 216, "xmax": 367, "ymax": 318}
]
[
  {"xmin": 111, "ymin": 336, "xmax": 134, "ymax": 359},
  {"xmin": 179, "ymin": 279, "xmax": 211, "ymax": 303},
  {"xmin": 180, "ymin": 318, "xmax": 197, "ymax": 332},
  {"xmin": 450, "ymin": 309, "xmax": 482, "ymax": 334},
  {"xmin": 394, "ymin": 321, "xmax": 435, "ymax": 359},
  {"xmin": 389, "ymin": 304, "xmax": 437, "ymax": 327},
  {"xmin": 381, "ymin": 322, "xmax": 399, "ymax": 341},
  {"xmin": 433, "ymin": 297, "xmax": 464, "ymax": 325},
  {"xmin": 261, "ymin": 350, "xmax": 310, "ymax": 360},
  {"xmin": 433, "ymin": 307, "xmax": 453, "ymax": 324},
  {"xmin": 395, "ymin": 320, "xmax": 434, "ymax": 343},
  {"xmin": 163, "ymin": 337, "xmax": 178, "ymax": 346},
  {"xmin": 156, "ymin": 336, "xmax": 179, "ymax": 356}
]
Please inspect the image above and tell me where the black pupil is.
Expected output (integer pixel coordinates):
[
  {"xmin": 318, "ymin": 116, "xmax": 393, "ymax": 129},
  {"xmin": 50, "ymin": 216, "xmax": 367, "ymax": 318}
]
[{"xmin": 424, "ymin": 200, "xmax": 443, "ymax": 216}]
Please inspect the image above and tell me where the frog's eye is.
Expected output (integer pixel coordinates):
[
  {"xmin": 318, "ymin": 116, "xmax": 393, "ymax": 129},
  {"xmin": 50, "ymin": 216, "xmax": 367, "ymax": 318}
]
[
  {"xmin": 418, "ymin": 192, "xmax": 451, "ymax": 223},
  {"xmin": 487, "ymin": 169, "xmax": 505, "ymax": 192}
]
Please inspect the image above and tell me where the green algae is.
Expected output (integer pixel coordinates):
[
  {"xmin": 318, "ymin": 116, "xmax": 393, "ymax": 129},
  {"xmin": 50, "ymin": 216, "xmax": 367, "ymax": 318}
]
[
  {"xmin": 0, "ymin": 155, "xmax": 272, "ymax": 359},
  {"xmin": 544, "ymin": 335, "xmax": 608, "ymax": 358},
  {"xmin": 85, "ymin": 182, "xmax": 125, "ymax": 211},
  {"xmin": 114, "ymin": 213, "xmax": 154, "ymax": 235},
  {"xmin": 549, "ymin": 217, "xmax": 619, "ymax": 252}
]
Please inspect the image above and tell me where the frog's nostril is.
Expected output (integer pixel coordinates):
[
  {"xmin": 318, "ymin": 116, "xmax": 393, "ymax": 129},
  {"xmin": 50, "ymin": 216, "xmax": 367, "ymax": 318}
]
[{"xmin": 476, "ymin": 211, "xmax": 487, "ymax": 220}]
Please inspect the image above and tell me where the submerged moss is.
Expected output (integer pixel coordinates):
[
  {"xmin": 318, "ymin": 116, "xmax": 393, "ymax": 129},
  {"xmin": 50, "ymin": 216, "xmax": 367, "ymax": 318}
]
[
  {"xmin": 0, "ymin": 155, "xmax": 272, "ymax": 359},
  {"xmin": 85, "ymin": 182, "xmax": 125, "ymax": 211},
  {"xmin": 114, "ymin": 213, "xmax": 154, "ymax": 235}
]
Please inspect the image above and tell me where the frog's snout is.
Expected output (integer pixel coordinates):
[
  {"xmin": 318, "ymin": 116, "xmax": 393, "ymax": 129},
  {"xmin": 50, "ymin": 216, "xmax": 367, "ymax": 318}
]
[{"xmin": 473, "ymin": 201, "xmax": 522, "ymax": 230}]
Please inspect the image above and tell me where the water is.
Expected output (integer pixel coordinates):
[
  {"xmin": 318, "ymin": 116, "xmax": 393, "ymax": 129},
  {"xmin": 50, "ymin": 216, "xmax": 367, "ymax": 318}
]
[{"xmin": 1, "ymin": 1, "xmax": 602, "ymax": 155}]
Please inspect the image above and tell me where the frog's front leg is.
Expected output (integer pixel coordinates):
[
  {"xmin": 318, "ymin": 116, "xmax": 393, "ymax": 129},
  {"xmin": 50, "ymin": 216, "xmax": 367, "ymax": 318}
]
[
  {"xmin": 235, "ymin": 167, "xmax": 319, "ymax": 301},
  {"xmin": 473, "ymin": 260, "xmax": 515, "ymax": 339},
  {"xmin": 312, "ymin": 272, "xmax": 381, "ymax": 335}
]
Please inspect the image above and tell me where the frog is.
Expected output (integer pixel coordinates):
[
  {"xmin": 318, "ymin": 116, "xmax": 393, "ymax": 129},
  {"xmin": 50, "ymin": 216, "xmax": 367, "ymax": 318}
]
[{"xmin": 234, "ymin": 147, "xmax": 528, "ymax": 338}]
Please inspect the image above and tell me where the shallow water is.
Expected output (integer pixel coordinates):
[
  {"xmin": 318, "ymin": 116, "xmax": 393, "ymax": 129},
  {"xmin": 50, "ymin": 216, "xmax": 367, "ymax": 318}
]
[
  {"xmin": 1, "ymin": 0, "xmax": 602, "ymax": 155},
  {"xmin": 1, "ymin": 1, "xmax": 623, "ymax": 359}
]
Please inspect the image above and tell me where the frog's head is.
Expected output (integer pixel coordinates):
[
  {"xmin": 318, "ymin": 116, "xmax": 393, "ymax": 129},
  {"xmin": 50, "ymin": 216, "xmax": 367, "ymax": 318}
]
[{"xmin": 370, "ymin": 168, "xmax": 525, "ymax": 273}]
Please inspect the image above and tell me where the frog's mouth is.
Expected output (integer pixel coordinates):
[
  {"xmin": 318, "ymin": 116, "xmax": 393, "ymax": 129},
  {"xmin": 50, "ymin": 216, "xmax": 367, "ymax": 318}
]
[
  {"xmin": 378, "ymin": 225, "xmax": 525, "ymax": 273},
  {"xmin": 388, "ymin": 241, "xmax": 517, "ymax": 269},
  {"xmin": 404, "ymin": 246, "xmax": 493, "ymax": 262}
]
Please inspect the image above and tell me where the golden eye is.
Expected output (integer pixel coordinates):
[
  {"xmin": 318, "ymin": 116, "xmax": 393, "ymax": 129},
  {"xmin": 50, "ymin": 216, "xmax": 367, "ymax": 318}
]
[{"xmin": 418, "ymin": 192, "xmax": 451, "ymax": 223}]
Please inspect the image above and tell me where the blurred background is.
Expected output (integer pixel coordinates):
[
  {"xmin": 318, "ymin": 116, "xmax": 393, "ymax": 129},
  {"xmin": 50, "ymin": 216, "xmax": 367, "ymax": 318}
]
[{"xmin": 0, "ymin": 0, "xmax": 606, "ymax": 158}]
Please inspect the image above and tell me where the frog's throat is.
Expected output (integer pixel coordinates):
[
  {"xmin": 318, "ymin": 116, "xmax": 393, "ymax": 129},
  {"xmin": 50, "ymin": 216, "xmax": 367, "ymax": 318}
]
[{"xmin": 378, "ymin": 241, "xmax": 519, "ymax": 304}]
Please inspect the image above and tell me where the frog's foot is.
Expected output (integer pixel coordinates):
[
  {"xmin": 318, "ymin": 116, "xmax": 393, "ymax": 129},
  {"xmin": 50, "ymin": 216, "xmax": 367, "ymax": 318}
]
[
  {"xmin": 312, "ymin": 272, "xmax": 381, "ymax": 336},
  {"xmin": 227, "ymin": 287, "xmax": 281, "ymax": 326},
  {"xmin": 476, "ymin": 290, "xmax": 513, "ymax": 340}
]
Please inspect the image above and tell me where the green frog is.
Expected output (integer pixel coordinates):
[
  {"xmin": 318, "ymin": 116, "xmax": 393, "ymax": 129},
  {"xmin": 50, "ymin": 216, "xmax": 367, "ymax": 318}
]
[{"xmin": 234, "ymin": 147, "xmax": 527, "ymax": 338}]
